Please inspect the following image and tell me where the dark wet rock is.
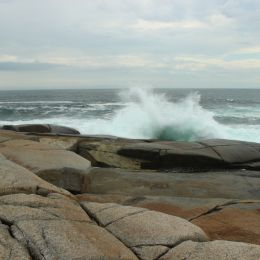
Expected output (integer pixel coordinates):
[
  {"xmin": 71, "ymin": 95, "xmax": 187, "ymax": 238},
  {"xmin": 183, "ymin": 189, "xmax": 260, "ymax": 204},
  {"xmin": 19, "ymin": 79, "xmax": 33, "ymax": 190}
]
[
  {"xmin": 77, "ymin": 137, "xmax": 260, "ymax": 170},
  {"xmin": 2, "ymin": 124, "xmax": 80, "ymax": 134},
  {"xmin": 160, "ymin": 240, "xmax": 260, "ymax": 260}
]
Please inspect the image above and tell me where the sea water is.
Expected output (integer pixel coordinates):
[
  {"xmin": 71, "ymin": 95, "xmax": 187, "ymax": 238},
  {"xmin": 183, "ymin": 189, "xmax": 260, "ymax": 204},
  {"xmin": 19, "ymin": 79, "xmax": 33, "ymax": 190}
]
[{"xmin": 0, "ymin": 88, "xmax": 260, "ymax": 142}]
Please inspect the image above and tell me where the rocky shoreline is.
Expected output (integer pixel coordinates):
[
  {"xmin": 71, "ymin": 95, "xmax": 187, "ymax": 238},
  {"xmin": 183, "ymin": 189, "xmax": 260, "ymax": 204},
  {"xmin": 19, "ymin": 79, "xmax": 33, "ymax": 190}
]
[{"xmin": 0, "ymin": 124, "xmax": 259, "ymax": 259}]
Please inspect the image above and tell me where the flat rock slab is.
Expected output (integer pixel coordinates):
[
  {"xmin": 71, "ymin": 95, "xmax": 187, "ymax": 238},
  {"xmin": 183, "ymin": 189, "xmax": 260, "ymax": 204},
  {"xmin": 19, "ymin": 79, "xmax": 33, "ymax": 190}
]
[
  {"xmin": 83, "ymin": 167, "xmax": 260, "ymax": 199},
  {"xmin": 81, "ymin": 202, "xmax": 208, "ymax": 248},
  {"xmin": 160, "ymin": 240, "xmax": 260, "ymax": 260},
  {"xmin": 0, "ymin": 223, "xmax": 31, "ymax": 260},
  {"xmin": 0, "ymin": 154, "xmax": 70, "ymax": 197},
  {"xmin": 120, "ymin": 139, "xmax": 260, "ymax": 169},
  {"xmin": 0, "ymin": 142, "xmax": 91, "ymax": 193},
  {"xmin": 0, "ymin": 129, "xmax": 38, "ymax": 143},
  {"xmin": 192, "ymin": 202, "xmax": 260, "ymax": 245}
]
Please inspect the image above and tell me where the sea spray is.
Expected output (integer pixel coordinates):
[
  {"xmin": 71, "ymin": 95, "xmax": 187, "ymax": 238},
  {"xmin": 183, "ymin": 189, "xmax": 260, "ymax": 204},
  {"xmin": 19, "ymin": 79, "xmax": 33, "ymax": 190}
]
[{"xmin": 78, "ymin": 88, "xmax": 228, "ymax": 140}]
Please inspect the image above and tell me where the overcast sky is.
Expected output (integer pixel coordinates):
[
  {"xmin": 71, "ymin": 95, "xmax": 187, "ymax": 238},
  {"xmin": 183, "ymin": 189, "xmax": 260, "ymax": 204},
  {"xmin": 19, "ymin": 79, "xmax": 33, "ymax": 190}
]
[{"xmin": 0, "ymin": 0, "xmax": 260, "ymax": 90}]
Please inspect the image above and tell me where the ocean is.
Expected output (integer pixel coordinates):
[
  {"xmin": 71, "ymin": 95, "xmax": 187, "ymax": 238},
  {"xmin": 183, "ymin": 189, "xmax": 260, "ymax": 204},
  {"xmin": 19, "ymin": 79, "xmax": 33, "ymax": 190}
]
[{"xmin": 1, "ymin": 88, "xmax": 260, "ymax": 143}]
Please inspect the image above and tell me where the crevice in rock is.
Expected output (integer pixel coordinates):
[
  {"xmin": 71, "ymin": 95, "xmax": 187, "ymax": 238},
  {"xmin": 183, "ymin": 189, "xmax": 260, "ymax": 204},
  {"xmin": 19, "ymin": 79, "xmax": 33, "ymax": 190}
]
[
  {"xmin": 79, "ymin": 204, "xmax": 100, "ymax": 226},
  {"xmin": 105, "ymin": 210, "xmax": 147, "ymax": 227},
  {"xmin": 0, "ymin": 220, "xmax": 35, "ymax": 260},
  {"xmin": 197, "ymin": 142, "xmax": 226, "ymax": 163},
  {"xmin": 79, "ymin": 203, "xmax": 141, "ymax": 259},
  {"xmin": 132, "ymin": 245, "xmax": 171, "ymax": 260},
  {"xmin": 11, "ymin": 224, "xmax": 46, "ymax": 260},
  {"xmin": 189, "ymin": 201, "xmax": 238, "ymax": 221},
  {"xmin": 154, "ymin": 248, "xmax": 171, "ymax": 260}
]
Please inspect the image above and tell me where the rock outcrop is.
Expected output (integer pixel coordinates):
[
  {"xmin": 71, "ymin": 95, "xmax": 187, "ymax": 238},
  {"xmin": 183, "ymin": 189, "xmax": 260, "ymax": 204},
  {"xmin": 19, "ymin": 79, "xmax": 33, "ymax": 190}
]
[
  {"xmin": 78, "ymin": 137, "xmax": 260, "ymax": 170},
  {"xmin": 0, "ymin": 126, "xmax": 260, "ymax": 259}
]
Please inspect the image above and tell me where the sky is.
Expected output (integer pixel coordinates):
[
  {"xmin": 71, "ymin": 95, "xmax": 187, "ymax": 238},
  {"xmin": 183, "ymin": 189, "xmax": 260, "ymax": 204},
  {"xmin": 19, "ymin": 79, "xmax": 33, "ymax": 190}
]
[{"xmin": 0, "ymin": 0, "xmax": 260, "ymax": 90}]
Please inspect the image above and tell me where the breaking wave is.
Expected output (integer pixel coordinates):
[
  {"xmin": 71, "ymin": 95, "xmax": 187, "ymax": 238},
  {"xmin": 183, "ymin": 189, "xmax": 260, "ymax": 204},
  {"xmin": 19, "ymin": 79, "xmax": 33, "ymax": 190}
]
[{"xmin": 77, "ymin": 88, "xmax": 228, "ymax": 141}]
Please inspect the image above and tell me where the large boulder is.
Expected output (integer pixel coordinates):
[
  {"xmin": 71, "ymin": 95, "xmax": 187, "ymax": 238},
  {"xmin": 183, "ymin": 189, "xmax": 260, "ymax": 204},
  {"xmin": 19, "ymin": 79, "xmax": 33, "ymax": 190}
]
[
  {"xmin": 0, "ymin": 140, "xmax": 91, "ymax": 193},
  {"xmin": 0, "ymin": 154, "xmax": 70, "ymax": 197},
  {"xmin": 81, "ymin": 202, "xmax": 208, "ymax": 259},
  {"xmin": 160, "ymin": 240, "xmax": 260, "ymax": 260},
  {"xmin": 0, "ymin": 193, "xmax": 137, "ymax": 259},
  {"xmin": 1, "ymin": 124, "xmax": 80, "ymax": 134},
  {"xmin": 78, "ymin": 137, "xmax": 260, "ymax": 170}
]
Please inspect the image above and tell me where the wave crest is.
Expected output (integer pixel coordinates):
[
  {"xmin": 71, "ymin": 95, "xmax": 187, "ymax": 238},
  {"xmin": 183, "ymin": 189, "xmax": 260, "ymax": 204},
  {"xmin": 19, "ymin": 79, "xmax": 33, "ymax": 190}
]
[{"xmin": 81, "ymin": 88, "xmax": 228, "ymax": 141}]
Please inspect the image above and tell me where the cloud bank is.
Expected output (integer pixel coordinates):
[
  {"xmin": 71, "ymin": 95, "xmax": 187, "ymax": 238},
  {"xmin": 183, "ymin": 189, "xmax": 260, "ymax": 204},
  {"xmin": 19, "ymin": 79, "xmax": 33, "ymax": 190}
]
[{"xmin": 0, "ymin": 0, "xmax": 259, "ymax": 89}]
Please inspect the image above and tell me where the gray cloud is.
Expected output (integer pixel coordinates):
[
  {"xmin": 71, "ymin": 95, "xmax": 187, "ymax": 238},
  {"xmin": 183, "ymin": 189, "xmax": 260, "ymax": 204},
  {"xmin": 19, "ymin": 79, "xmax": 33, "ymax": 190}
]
[
  {"xmin": 0, "ymin": 0, "xmax": 259, "ymax": 89},
  {"xmin": 0, "ymin": 61, "xmax": 60, "ymax": 71}
]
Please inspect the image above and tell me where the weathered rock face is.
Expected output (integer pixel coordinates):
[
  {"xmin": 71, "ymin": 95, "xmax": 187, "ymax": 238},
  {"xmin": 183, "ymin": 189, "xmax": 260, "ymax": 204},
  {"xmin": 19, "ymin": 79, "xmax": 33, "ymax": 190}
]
[
  {"xmin": 0, "ymin": 154, "xmax": 70, "ymax": 197},
  {"xmin": 77, "ymin": 195, "xmax": 260, "ymax": 245},
  {"xmin": 77, "ymin": 137, "xmax": 260, "ymax": 171},
  {"xmin": 1, "ymin": 124, "xmax": 80, "ymax": 134},
  {"xmin": 0, "ymin": 139, "xmax": 91, "ymax": 193},
  {"xmin": 0, "ymin": 193, "xmax": 137, "ymax": 259},
  {"xmin": 81, "ymin": 203, "xmax": 208, "ymax": 244},
  {"xmin": 81, "ymin": 167, "xmax": 260, "ymax": 199},
  {"xmin": 81, "ymin": 202, "xmax": 208, "ymax": 260},
  {"xmin": 0, "ymin": 128, "xmax": 260, "ymax": 259},
  {"xmin": 160, "ymin": 240, "xmax": 260, "ymax": 260},
  {"xmin": 192, "ymin": 202, "xmax": 260, "ymax": 245},
  {"xmin": 0, "ymin": 223, "xmax": 31, "ymax": 260},
  {"xmin": 0, "ymin": 129, "xmax": 39, "ymax": 143},
  {"xmin": 78, "ymin": 138, "xmax": 143, "ymax": 169}
]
